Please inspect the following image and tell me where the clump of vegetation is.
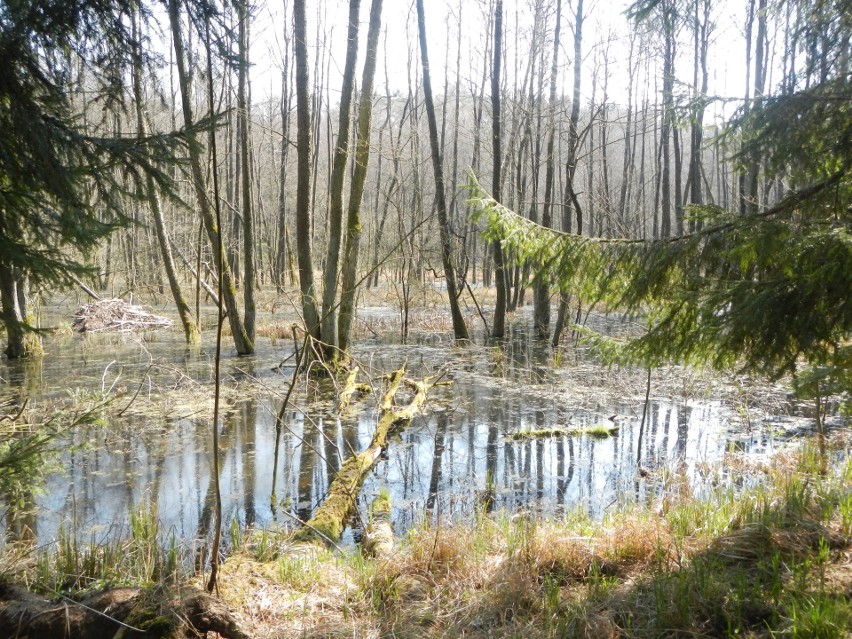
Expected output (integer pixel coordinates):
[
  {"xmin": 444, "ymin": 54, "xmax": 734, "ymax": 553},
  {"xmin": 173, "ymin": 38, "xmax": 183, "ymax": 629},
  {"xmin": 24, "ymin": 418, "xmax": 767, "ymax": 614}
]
[
  {"xmin": 505, "ymin": 422, "xmax": 619, "ymax": 440},
  {"xmin": 30, "ymin": 502, "xmax": 180, "ymax": 594}
]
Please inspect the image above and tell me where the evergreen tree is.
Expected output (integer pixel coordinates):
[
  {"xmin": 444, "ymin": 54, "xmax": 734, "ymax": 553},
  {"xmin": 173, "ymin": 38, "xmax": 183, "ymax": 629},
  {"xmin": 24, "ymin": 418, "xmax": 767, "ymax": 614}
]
[{"xmin": 0, "ymin": 0, "xmax": 186, "ymax": 357}]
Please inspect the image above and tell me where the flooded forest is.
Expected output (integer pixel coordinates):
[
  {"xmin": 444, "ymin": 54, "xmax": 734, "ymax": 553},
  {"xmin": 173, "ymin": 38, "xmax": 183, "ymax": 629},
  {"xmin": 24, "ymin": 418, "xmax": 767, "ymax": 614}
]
[{"xmin": 0, "ymin": 0, "xmax": 850, "ymax": 637}]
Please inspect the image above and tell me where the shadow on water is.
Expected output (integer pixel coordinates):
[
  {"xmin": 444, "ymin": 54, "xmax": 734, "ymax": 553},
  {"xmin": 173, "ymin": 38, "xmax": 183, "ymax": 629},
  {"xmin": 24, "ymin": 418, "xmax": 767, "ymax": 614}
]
[{"xmin": 0, "ymin": 321, "xmax": 787, "ymax": 546}]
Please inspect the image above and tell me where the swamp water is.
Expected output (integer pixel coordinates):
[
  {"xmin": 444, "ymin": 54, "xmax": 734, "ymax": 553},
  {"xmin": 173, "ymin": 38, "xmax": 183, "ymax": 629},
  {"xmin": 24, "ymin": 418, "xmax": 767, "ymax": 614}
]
[{"xmin": 0, "ymin": 312, "xmax": 808, "ymax": 548}]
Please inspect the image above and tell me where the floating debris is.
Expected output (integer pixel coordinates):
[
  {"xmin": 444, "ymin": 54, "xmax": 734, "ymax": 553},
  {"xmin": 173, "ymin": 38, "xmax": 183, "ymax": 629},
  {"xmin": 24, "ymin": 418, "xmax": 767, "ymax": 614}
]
[
  {"xmin": 72, "ymin": 298, "xmax": 172, "ymax": 333},
  {"xmin": 505, "ymin": 423, "xmax": 619, "ymax": 441}
]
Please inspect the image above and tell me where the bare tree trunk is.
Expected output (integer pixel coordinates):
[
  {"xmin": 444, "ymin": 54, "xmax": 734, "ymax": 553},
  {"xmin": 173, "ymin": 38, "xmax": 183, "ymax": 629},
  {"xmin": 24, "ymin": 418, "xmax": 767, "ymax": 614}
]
[
  {"xmin": 276, "ymin": 4, "xmax": 293, "ymax": 289},
  {"xmin": 131, "ymin": 6, "xmax": 199, "ymax": 344},
  {"xmin": 490, "ymin": 0, "xmax": 507, "ymax": 339},
  {"xmin": 235, "ymin": 0, "xmax": 256, "ymax": 342},
  {"xmin": 553, "ymin": 0, "xmax": 583, "ymax": 346},
  {"xmin": 687, "ymin": 0, "xmax": 710, "ymax": 231},
  {"xmin": 534, "ymin": 0, "xmax": 561, "ymax": 340},
  {"xmin": 320, "ymin": 0, "xmax": 361, "ymax": 357},
  {"xmin": 416, "ymin": 0, "xmax": 469, "ymax": 341},
  {"xmin": 293, "ymin": 0, "xmax": 321, "ymax": 339},
  {"xmin": 449, "ymin": 2, "xmax": 464, "ymax": 228},
  {"xmin": 167, "ymin": 0, "xmax": 253, "ymax": 354},
  {"xmin": 338, "ymin": 0, "xmax": 383, "ymax": 355},
  {"xmin": 660, "ymin": 1, "xmax": 675, "ymax": 238},
  {"xmin": 739, "ymin": 0, "xmax": 756, "ymax": 215},
  {"xmin": 618, "ymin": 32, "xmax": 638, "ymax": 224},
  {"xmin": 747, "ymin": 0, "xmax": 767, "ymax": 212}
]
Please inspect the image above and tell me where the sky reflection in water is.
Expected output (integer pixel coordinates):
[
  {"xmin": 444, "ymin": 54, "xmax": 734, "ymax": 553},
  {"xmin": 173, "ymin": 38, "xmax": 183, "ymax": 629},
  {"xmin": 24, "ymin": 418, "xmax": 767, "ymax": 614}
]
[{"xmin": 1, "ymin": 319, "xmax": 776, "ymax": 545}]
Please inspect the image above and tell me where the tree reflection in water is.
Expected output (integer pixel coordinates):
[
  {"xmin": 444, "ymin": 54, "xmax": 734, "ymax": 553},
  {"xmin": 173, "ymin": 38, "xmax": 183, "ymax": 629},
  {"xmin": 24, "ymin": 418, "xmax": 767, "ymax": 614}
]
[{"xmin": 0, "ymin": 325, "xmax": 777, "ymax": 546}]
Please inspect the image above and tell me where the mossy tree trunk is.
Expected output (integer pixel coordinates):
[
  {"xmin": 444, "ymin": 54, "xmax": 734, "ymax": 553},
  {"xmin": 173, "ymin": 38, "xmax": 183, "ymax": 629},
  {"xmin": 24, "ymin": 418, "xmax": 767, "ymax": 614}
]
[
  {"xmin": 131, "ymin": 6, "xmax": 200, "ymax": 345},
  {"xmin": 167, "ymin": 0, "xmax": 253, "ymax": 355},
  {"xmin": 338, "ymin": 0, "xmax": 384, "ymax": 356},
  {"xmin": 0, "ymin": 265, "xmax": 41, "ymax": 359},
  {"xmin": 320, "ymin": 0, "xmax": 361, "ymax": 361},
  {"xmin": 293, "ymin": 0, "xmax": 321, "ymax": 342}
]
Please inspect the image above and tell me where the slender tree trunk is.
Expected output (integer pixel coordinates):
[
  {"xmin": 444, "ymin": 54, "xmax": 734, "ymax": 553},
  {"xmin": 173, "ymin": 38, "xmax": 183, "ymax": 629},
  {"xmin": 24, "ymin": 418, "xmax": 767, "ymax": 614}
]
[
  {"xmin": 167, "ymin": 0, "xmax": 253, "ymax": 354},
  {"xmin": 673, "ymin": 108, "xmax": 683, "ymax": 234},
  {"xmin": 490, "ymin": 0, "xmax": 507, "ymax": 339},
  {"xmin": 320, "ymin": 0, "xmax": 361, "ymax": 357},
  {"xmin": 276, "ymin": 11, "xmax": 293, "ymax": 289},
  {"xmin": 338, "ymin": 0, "xmax": 383, "ymax": 355},
  {"xmin": 660, "ymin": 3, "xmax": 675, "ymax": 238},
  {"xmin": 415, "ymin": 0, "xmax": 469, "ymax": 341},
  {"xmin": 553, "ymin": 0, "xmax": 583, "ymax": 346},
  {"xmin": 534, "ymin": 0, "xmax": 561, "ymax": 339},
  {"xmin": 747, "ymin": 0, "xmax": 767, "ymax": 213},
  {"xmin": 131, "ymin": 6, "xmax": 199, "ymax": 344},
  {"xmin": 235, "ymin": 0, "xmax": 256, "ymax": 342},
  {"xmin": 619, "ymin": 32, "xmax": 638, "ymax": 224},
  {"xmin": 449, "ymin": 2, "xmax": 463, "ymax": 227},
  {"xmin": 599, "ymin": 41, "xmax": 613, "ymax": 234},
  {"xmin": 275, "ymin": 1, "xmax": 294, "ymax": 288},
  {"xmin": 588, "ymin": 66, "xmax": 597, "ymax": 235},
  {"xmin": 739, "ymin": 0, "xmax": 755, "ymax": 215},
  {"xmin": 293, "ymin": 0, "xmax": 321, "ymax": 339},
  {"xmin": 687, "ymin": 0, "xmax": 707, "ymax": 228}
]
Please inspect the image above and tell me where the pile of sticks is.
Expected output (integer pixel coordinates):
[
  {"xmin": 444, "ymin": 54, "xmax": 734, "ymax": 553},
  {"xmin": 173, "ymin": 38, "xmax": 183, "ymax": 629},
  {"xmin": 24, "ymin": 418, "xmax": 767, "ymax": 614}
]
[{"xmin": 72, "ymin": 298, "xmax": 173, "ymax": 333}]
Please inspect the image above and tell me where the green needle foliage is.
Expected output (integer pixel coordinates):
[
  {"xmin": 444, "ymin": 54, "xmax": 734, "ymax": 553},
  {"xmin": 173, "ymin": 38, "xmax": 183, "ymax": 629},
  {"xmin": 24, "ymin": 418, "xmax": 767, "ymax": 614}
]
[
  {"xmin": 0, "ymin": 0, "xmax": 192, "ymax": 285},
  {"xmin": 467, "ymin": 74, "xmax": 851, "ymax": 389}
]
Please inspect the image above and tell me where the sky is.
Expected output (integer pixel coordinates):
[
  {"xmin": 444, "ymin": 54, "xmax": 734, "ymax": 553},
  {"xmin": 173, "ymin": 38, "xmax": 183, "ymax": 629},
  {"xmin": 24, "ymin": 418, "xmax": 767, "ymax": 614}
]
[{"xmin": 245, "ymin": 0, "xmax": 765, "ymax": 125}]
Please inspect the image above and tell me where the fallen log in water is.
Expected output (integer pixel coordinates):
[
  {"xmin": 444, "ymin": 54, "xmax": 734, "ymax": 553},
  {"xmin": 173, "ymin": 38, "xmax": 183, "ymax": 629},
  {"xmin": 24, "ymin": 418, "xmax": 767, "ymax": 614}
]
[
  {"xmin": 294, "ymin": 366, "xmax": 444, "ymax": 544},
  {"xmin": 364, "ymin": 492, "xmax": 395, "ymax": 558},
  {"xmin": 0, "ymin": 582, "xmax": 248, "ymax": 639}
]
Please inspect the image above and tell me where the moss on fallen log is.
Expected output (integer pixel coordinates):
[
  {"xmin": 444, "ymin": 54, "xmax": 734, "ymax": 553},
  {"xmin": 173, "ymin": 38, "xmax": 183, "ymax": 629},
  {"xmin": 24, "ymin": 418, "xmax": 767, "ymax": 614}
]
[
  {"xmin": 336, "ymin": 366, "xmax": 372, "ymax": 415},
  {"xmin": 364, "ymin": 491, "xmax": 395, "ymax": 558},
  {"xmin": 294, "ymin": 366, "xmax": 443, "ymax": 544}
]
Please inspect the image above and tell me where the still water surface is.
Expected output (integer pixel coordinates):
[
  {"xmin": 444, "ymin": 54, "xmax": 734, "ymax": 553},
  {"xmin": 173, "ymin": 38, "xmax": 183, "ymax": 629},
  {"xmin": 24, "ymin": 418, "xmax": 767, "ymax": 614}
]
[{"xmin": 1, "ymin": 317, "xmax": 782, "ymax": 546}]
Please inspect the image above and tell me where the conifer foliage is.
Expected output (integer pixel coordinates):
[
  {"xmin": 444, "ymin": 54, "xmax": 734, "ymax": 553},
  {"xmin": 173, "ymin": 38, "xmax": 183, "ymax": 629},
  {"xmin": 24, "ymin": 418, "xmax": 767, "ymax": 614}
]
[{"xmin": 0, "ymin": 0, "xmax": 187, "ymax": 356}]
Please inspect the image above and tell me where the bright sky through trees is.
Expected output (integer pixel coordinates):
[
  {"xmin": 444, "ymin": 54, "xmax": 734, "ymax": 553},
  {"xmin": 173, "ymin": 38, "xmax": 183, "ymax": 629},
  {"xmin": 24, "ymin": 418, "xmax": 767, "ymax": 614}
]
[{"xmin": 250, "ymin": 0, "xmax": 755, "ymax": 123}]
